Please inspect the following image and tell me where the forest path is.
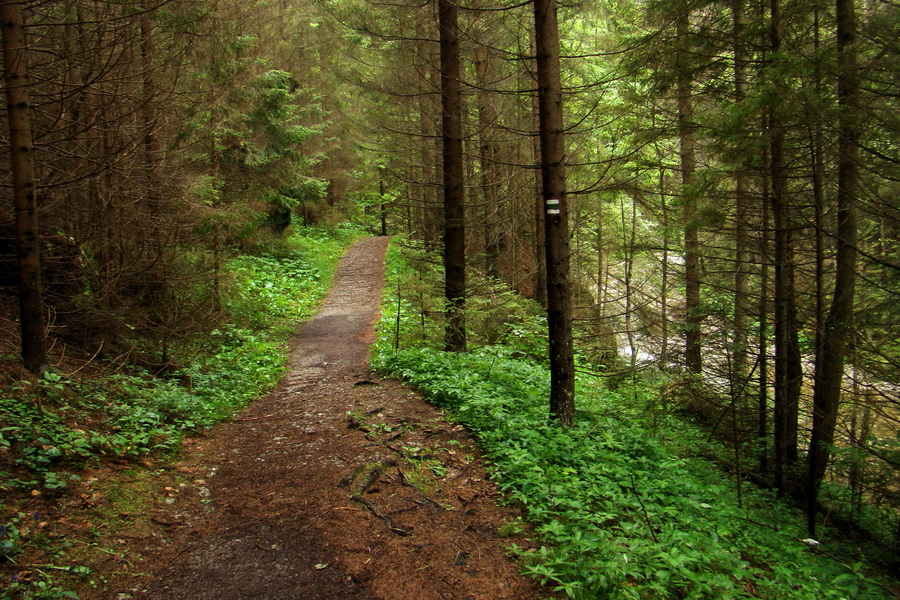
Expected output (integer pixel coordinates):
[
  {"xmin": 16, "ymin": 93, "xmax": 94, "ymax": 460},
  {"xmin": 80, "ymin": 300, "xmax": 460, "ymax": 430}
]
[{"xmin": 95, "ymin": 237, "xmax": 541, "ymax": 600}]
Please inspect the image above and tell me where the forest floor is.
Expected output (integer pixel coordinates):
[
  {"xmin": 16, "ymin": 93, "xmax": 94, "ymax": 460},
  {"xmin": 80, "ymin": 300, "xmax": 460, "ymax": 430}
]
[{"xmin": 65, "ymin": 236, "xmax": 548, "ymax": 600}]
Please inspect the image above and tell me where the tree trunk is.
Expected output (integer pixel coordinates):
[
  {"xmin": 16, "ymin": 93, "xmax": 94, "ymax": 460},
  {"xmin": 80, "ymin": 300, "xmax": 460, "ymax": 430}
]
[
  {"xmin": 438, "ymin": 0, "xmax": 466, "ymax": 352},
  {"xmin": 769, "ymin": 0, "xmax": 802, "ymax": 491},
  {"xmin": 658, "ymin": 161, "xmax": 671, "ymax": 369},
  {"xmin": 732, "ymin": 0, "xmax": 750, "ymax": 389},
  {"xmin": 533, "ymin": 0, "xmax": 575, "ymax": 426},
  {"xmin": 474, "ymin": 42, "xmax": 501, "ymax": 280},
  {"xmin": 379, "ymin": 176, "xmax": 388, "ymax": 237},
  {"xmin": 810, "ymin": 7, "xmax": 827, "ymax": 460},
  {"xmin": 530, "ymin": 36, "xmax": 547, "ymax": 307},
  {"xmin": 806, "ymin": 0, "xmax": 859, "ymax": 537},
  {"xmin": 677, "ymin": 8, "xmax": 702, "ymax": 375},
  {"xmin": 140, "ymin": 5, "xmax": 161, "ymax": 222},
  {"xmin": 623, "ymin": 195, "xmax": 637, "ymax": 372},
  {"xmin": 419, "ymin": 91, "xmax": 438, "ymax": 245},
  {"xmin": 758, "ymin": 148, "xmax": 771, "ymax": 476},
  {"xmin": 1, "ymin": 0, "xmax": 48, "ymax": 375}
]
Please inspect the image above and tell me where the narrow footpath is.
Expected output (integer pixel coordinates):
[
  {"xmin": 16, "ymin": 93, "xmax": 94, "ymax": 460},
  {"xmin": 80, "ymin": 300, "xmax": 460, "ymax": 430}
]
[{"xmin": 93, "ymin": 237, "xmax": 543, "ymax": 600}]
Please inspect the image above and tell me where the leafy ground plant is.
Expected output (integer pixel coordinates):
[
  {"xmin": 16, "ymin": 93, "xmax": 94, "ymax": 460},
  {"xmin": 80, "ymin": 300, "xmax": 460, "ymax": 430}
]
[
  {"xmin": 372, "ymin": 241, "xmax": 894, "ymax": 599},
  {"xmin": 0, "ymin": 225, "xmax": 362, "ymax": 599},
  {"xmin": 374, "ymin": 346, "xmax": 894, "ymax": 599}
]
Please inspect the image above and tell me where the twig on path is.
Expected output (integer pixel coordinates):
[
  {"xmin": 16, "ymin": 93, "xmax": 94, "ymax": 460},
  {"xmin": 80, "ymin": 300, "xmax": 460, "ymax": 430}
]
[
  {"xmin": 451, "ymin": 464, "xmax": 471, "ymax": 481},
  {"xmin": 412, "ymin": 498, "xmax": 444, "ymax": 511},
  {"xmin": 351, "ymin": 494, "xmax": 412, "ymax": 536},
  {"xmin": 385, "ymin": 443, "xmax": 404, "ymax": 456},
  {"xmin": 459, "ymin": 493, "xmax": 479, "ymax": 507},
  {"xmin": 235, "ymin": 414, "xmax": 276, "ymax": 422},
  {"xmin": 396, "ymin": 467, "xmax": 447, "ymax": 511},
  {"xmin": 396, "ymin": 467, "xmax": 411, "ymax": 486}
]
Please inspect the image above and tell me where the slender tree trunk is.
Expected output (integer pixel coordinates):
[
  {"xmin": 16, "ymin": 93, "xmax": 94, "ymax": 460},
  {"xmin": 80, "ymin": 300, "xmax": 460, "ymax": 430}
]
[
  {"xmin": 530, "ymin": 36, "xmax": 547, "ymax": 307},
  {"xmin": 758, "ymin": 155, "xmax": 771, "ymax": 476},
  {"xmin": 1, "ymin": 0, "xmax": 48, "ymax": 375},
  {"xmin": 811, "ymin": 7, "xmax": 827, "ymax": 444},
  {"xmin": 659, "ymin": 163, "xmax": 670, "ymax": 369},
  {"xmin": 807, "ymin": 0, "xmax": 859, "ymax": 537},
  {"xmin": 140, "ymin": 3, "xmax": 166, "ymax": 350},
  {"xmin": 732, "ymin": 0, "xmax": 750, "ymax": 389},
  {"xmin": 438, "ymin": 0, "xmax": 466, "ymax": 352},
  {"xmin": 677, "ymin": 9, "xmax": 702, "ymax": 374},
  {"xmin": 474, "ymin": 42, "xmax": 501, "ymax": 279},
  {"xmin": 848, "ymin": 378, "xmax": 871, "ymax": 518},
  {"xmin": 769, "ymin": 0, "xmax": 802, "ymax": 491},
  {"xmin": 140, "ymin": 5, "xmax": 160, "ymax": 220},
  {"xmin": 533, "ymin": 0, "xmax": 575, "ymax": 426},
  {"xmin": 379, "ymin": 176, "xmax": 387, "ymax": 236},
  {"xmin": 623, "ymin": 196, "xmax": 637, "ymax": 372},
  {"xmin": 419, "ymin": 93, "xmax": 438, "ymax": 245},
  {"xmin": 416, "ymin": 25, "xmax": 440, "ymax": 247}
]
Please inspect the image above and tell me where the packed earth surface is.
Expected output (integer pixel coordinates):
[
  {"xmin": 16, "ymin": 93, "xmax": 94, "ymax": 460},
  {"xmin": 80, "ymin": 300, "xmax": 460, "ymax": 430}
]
[{"xmin": 72, "ymin": 236, "xmax": 548, "ymax": 600}]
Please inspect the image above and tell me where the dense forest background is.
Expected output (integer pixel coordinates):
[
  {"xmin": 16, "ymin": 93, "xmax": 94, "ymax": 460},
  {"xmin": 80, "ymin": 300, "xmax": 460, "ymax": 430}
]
[{"xmin": 1, "ymin": 0, "xmax": 898, "ymax": 596}]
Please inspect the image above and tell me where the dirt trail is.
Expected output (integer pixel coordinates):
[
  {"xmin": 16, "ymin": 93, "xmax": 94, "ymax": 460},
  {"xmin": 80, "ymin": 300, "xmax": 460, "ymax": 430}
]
[{"xmin": 94, "ymin": 237, "xmax": 542, "ymax": 600}]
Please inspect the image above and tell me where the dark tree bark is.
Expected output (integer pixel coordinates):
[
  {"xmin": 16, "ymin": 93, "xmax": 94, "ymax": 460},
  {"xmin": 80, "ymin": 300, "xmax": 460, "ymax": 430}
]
[
  {"xmin": 1, "ymin": 0, "xmax": 48, "ymax": 375},
  {"xmin": 758, "ymin": 160, "xmax": 771, "ymax": 476},
  {"xmin": 807, "ymin": 0, "xmax": 859, "ymax": 537},
  {"xmin": 529, "ymin": 36, "xmax": 547, "ymax": 307},
  {"xmin": 677, "ymin": 8, "xmax": 701, "ymax": 375},
  {"xmin": 438, "ymin": 0, "xmax": 466, "ymax": 352},
  {"xmin": 379, "ymin": 176, "xmax": 388, "ymax": 236},
  {"xmin": 658, "ymin": 162, "xmax": 671, "ymax": 368},
  {"xmin": 474, "ymin": 42, "xmax": 502, "ymax": 280},
  {"xmin": 419, "ymin": 89, "xmax": 440, "ymax": 245},
  {"xmin": 732, "ymin": 0, "xmax": 750, "ymax": 388},
  {"xmin": 140, "ymin": 4, "xmax": 161, "ymax": 225},
  {"xmin": 533, "ymin": 0, "xmax": 575, "ymax": 426},
  {"xmin": 416, "ymin": 25, "xmax": 441, "ymax": 248},
  {"xmin": 769, "ymin": 0, "xmax": 802, "ymax": 491}
]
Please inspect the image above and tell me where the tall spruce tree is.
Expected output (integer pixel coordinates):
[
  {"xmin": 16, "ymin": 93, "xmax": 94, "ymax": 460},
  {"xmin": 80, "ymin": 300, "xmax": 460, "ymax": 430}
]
[
  {"xmin": 438, "ymin": 0, "xmax": 467, "ymax": 352},
  {"xmin": 533, "ymin": 0, "xmax": 575, "ymax": 425},
  {"xmin": 1, "ymin": 0, "xmax": 47, "ymax": 375}
]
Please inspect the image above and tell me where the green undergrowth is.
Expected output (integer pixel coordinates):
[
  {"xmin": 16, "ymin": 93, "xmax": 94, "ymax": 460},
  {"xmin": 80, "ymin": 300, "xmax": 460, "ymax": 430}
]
[
  {"xmin": 374, "ymin": 346, "xmax": 892, "ymax": 599},
  {"xmin": 0, "ymin": 224, "xmax": 362, "ymax": 599},
  {"xmin": 372, "ymin": 239, "xmax": 893, "ymax": 599},
  {"xmin": 378, "ymin": 237, "xmax": 548, "ymax": 354}
]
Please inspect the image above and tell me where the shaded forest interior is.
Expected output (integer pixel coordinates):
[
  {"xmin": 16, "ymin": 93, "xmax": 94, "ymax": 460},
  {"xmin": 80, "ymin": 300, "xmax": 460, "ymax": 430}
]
[{"xmin": 0, "ymin": 0, "xmax": 898, "ymax": 597}]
